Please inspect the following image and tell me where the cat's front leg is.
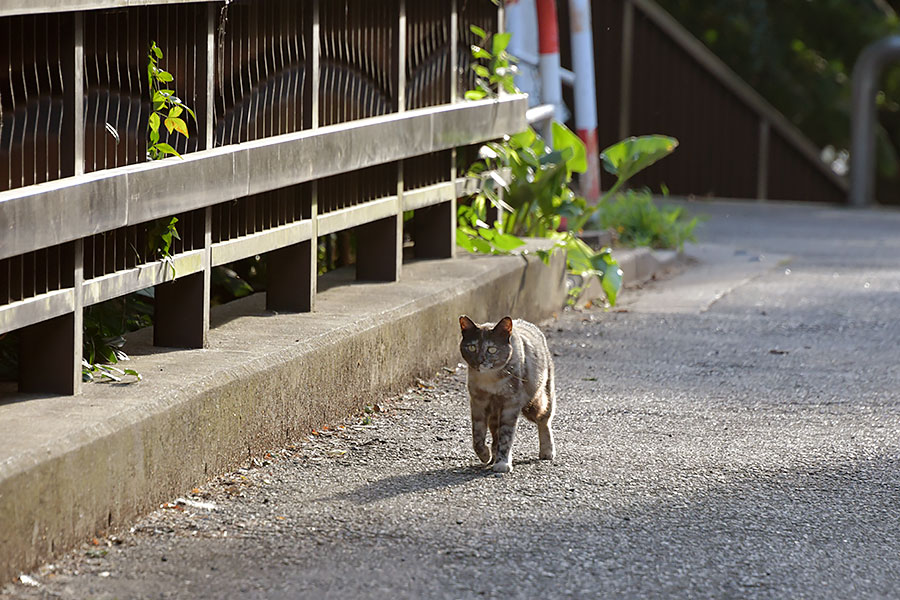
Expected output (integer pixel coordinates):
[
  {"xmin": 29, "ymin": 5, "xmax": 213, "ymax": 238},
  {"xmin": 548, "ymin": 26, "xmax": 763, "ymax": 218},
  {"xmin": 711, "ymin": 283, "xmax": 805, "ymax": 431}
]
[
  {"xmin": 470, "ymin": 402, "xmax": 492, "ymax": 464},
  {"xmin": 492, "ymin": 403, "xmax": 521, "ymax": 473}
]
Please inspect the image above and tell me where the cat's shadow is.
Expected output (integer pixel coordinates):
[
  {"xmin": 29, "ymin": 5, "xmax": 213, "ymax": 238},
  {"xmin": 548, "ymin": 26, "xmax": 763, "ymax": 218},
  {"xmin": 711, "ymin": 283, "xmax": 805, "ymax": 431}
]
[{"xmin": 327, "ymin": 461, "xmax": 541, "ymax": 505}]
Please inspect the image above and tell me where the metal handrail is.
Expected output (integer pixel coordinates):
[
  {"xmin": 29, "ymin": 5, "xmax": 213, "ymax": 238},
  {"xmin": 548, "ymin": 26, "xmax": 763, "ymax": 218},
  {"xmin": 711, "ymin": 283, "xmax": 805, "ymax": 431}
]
[{"xmin": 849, "ymin": 36, "xmax": 900, "ymax": 207}]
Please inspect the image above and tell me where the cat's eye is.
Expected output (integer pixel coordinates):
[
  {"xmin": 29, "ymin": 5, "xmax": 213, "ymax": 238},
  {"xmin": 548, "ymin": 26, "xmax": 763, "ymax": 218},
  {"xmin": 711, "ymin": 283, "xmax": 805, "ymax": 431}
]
[
  {"xmin": 466, "ymin": 344, "xmax": 477, "ymax": 352},
  {"xmin": 487, "ymin": 347, "xmax": 498, "ymax": 354}
]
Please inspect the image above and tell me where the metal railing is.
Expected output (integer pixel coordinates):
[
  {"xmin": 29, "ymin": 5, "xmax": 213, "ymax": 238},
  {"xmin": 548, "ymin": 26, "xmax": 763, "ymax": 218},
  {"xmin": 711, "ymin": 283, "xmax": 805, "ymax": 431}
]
[
  {"xmin": 849, "ymin": 36, "xmax": 900, "ymax": 208},
  {"xmin": 0, "ymin": 0, "xmax": 526, "ymax": 395}
]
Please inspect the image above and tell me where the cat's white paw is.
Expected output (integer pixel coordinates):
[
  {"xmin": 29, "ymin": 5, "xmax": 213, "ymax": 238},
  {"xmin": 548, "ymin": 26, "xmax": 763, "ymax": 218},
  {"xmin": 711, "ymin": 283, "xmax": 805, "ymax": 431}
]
[
  {"xmin": 492, "ymin": 460, "xmax": 512, "ymax": 473},
  {"xmin": 475, "ymin": 446, "xmax": 492, "ymax": 464},
  {"xmin": 539, "ymin": 447, "xmax": 555, "ymax": 460}
]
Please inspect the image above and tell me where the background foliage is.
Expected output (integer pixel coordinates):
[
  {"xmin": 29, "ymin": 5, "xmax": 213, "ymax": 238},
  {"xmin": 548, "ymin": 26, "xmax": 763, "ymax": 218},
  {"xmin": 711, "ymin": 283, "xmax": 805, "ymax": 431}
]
[{"xmin": 655, "ymin": 0, "xmax": 900, "ymax": 202}]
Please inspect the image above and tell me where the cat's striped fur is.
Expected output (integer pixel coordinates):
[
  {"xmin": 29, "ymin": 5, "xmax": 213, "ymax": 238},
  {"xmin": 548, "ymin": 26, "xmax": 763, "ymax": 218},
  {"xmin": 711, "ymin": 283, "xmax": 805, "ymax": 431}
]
[{"xmin": 459, "ymin": 315, "xmax": 556, "ymax": 473}]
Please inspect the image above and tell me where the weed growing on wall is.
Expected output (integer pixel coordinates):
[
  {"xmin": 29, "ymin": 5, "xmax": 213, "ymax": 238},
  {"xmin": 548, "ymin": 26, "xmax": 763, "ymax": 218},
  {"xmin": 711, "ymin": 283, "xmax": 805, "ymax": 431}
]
[{"xmin": 458, "ymin": 26, "xmax": 680, "ymax": 306}]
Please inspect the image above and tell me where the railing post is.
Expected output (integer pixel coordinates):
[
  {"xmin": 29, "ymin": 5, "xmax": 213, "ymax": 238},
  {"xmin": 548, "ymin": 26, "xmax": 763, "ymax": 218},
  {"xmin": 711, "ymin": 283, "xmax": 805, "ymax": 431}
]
[
  {"xmin": 20, "ymin": 243, "xmax": 82, "ymax": 395},
  {"xmin": 267, "ymin": 236, "xmax": 315, "ymax": 312},
  {"xmin": 20, "ymin": 12, "xmax": 85, "ymax": 395},
  {"xmin": 152, "ymin": 6, "xmax": 214, "ymax": 349},
  {"xmin": 267, "ymin": 1, "xmax": 319, "ymax": 312},
  {"xmin": 850, "ymin": 36, "xmax": 900, "ymax": 207},
  {"xmin": 412, "ymin": 1, "xmax": 456, "ymax": 260},
  {"xmin": 358, "ymin": 0, "xmax": 403, "ymax": 282},
  {"xmin": 756, "ymin": 118, "xmax": 770, "ymax": 201}
]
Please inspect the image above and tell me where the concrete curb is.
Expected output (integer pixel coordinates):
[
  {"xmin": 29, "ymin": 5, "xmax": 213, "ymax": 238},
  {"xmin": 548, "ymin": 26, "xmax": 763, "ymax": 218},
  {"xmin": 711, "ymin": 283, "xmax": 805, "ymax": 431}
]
[{"xmin": 0, "ymin": 242, "xmax": 566, "ymax": 583}]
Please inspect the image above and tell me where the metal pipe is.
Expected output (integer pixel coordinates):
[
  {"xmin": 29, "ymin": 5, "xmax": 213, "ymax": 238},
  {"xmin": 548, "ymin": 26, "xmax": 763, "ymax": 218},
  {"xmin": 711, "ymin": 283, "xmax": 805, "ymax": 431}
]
[
  {"xmin": 567, "ymin": 0, "xmax": 600, "ymax": 202},
  {"xmin": 536, "ymin": 0, "xmax": 563, "ymax": 142},
  {"xmin": 850, "ymin": 36, "xmax": 900, "ymax": 207},
  {"xmin": 526, "ymin": 103, "xmax": 555, "ymax": 125}
]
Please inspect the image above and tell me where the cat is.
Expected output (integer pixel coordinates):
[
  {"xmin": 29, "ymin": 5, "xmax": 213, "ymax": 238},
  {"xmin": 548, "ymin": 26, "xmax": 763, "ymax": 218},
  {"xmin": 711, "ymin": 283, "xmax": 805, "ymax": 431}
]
[{"xmin": 458, "ymin": 315, "xmax": 556, "ymax": 473}]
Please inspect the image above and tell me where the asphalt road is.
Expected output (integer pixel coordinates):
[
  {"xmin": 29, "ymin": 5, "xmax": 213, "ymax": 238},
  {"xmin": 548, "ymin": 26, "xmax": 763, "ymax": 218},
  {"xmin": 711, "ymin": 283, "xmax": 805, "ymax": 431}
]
[{"xmin": 4, "ymin": 200, "xmax": 900, "ymax": 599}]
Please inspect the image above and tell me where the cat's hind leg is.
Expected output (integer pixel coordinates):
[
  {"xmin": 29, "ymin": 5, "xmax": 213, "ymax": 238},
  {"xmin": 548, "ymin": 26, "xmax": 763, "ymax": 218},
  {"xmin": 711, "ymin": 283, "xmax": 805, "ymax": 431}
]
[
  {"xmin": 537, "ymin": 412, "xmax": 555, "ymax": 460},
  {"xmin": 538, "ymin": 365, "xmax": 556, "ymax": 460}
]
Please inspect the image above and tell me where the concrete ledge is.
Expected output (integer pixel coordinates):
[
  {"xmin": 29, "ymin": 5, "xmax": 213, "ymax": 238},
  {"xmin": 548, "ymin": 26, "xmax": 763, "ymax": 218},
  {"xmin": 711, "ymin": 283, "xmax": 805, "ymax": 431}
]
[{"xmin": 0, "ymin": 242, "xmax": 565, "ymax": 583}]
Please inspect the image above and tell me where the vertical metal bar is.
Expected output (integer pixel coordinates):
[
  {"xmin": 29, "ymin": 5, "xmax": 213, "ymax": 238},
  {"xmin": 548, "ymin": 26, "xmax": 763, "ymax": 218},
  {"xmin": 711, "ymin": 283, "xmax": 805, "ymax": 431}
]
[
  {"xmin": 450, "ymin": 0, "xmax": 458, "ymax": 104},
  {"xmin": 311, "ymin": 0, "xmax": 320, "ymax": 129},
  {"xmin": 61, "ymin": 12, "xmax": 84, "ymax": 177},
  {"xmin": 619, "ymin": 0, "xmax": 634, "ymax": 140},
  {"xmin": 200, "ymin": 4, "xmax": 216, "ymax": 150},
  {"xmin": 757, "ymin": 118, "xmax": 770, "ymax": 201},
  {"xmin": 393, "ymin": 0, "xmax": 407, "ymax": 275},
  {"xmin": 396, "ymin": 0, "xmax": 407, "ymax": 113}
]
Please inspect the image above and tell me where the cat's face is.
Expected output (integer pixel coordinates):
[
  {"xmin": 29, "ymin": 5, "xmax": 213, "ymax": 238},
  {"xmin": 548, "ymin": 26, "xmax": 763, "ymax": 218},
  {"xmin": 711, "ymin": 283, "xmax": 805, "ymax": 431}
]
[{"xmin": 459, "ymin": 316, "xmax": 513, "ymax": 372}]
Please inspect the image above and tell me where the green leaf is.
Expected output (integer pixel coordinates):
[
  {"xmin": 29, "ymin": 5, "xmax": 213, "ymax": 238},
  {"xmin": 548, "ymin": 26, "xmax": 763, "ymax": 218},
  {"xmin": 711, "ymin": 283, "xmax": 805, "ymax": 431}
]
[
  {"xmin": 600, "ymin": 135, "xmax": 679, "ymax": 181},
  {"xmin": 151, "ymin": 42, "xmax": 163, "ymax": 59},
  {"xmin": 164, "ymin": 117, "xmax": 176, "ymax": 135},
  {"xmin": 170, "ymin": 117, "xmax": 189, "ymax": 137},
  {"xmin": 157, "ymin": 70, "xmax": 174, "ymax": 83},
  {"xmin": 473, "ymin": 65, "xmax": 491, "ymax": 79},
  {"xmin": 470, "ymin": 237, "xmax": 493, "ymax": 254},
  {"xmin": 478, "ymin": 228, "xmax": 495, "ymax": 241},
  {"xmin": 168, "ymin": 106, "xmax": 183, "ymax": 119},
  {"xmin": 153, "ymin": 142, "xmax": 181, "ymax": 158},
  {"xmin": 471, "ymin": 45, "xmax": 492, "ymax": 60},
  {"xmin": 492, "ymin": 32, "xmax": 512, "ymax": 56},
  {"xmin": 469, "ymin": 25, "xmax": 487, "ymax": 39},
  {"xmin": 491, "ymin": 232, "xmax": 525, "ymax": 252},
  {"xmin": 465, "ymin": 89, "xmax": 488, "ymax": 101},
  {"xmin": 509, "ymin": 128, "xmax": 536, "ymax": 149},
  {"xmin": 601, "ymin": 264, "xmax": 624, "ymax": 306},
  {"xmin": 456, "ymin": 229, "xmax": 476, "ymax": 253},
  {"xmin": 552, "ymin": 121, "xmax": 588, "ymax": 174},
  {"xmin": 148, "ymin": 112, "xmax": 160, "ymax": 131}
]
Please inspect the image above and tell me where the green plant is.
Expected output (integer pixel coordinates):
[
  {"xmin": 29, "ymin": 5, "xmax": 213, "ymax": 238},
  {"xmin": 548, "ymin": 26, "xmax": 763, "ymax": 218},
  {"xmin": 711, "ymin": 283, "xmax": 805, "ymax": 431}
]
[
  {"xmin": 147, "ymin": 215, "xmax": 181, "ymax": 277},
  {"xmin": 456, "ymin": 26, "xmax": 678, "ymax": 304},
  {"xmin": 592, "ymin": 188, "xmax": 701, "ymax": 251},
  {"xmin": 147, "ymin": 41, "xmax": 195, "ymax": 161},
  {"xmin": 465, "ymin": 25, "xmax": 517, "ymax": 100},
  {"xmin": 145, "ymin": 41, "xmax": 196, "ymax": 273},
  {"xmin": 82, "ymin": 292, "xmax": 152, "ymax": 383},
  {"xmin": 457, "ymin": 123, "xmax": 624, "ymax": 304},
  {"xmin": 457, "ymin": 28, "xmax": 681, "ymax": 306}
]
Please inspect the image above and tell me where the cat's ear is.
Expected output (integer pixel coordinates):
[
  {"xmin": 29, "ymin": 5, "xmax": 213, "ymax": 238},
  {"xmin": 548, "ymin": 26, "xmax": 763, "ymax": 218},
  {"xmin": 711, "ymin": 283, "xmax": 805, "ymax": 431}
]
[
  {"xmin": 493, "ymin": 316, "xmax": 513, "ymax": 338},
  {"xmin": 459, "ymin": 315, "xmax": 477, "ymax": 335}
]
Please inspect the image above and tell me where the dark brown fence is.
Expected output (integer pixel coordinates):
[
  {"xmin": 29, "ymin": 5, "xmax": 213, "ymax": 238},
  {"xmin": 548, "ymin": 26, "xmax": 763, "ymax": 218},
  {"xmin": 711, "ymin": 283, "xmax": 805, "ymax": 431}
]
[
  {"xmin": 0, "ymin": 0, "xmax": 519, "ymax": 396},
  {"xmin": 557, "ymin": 0, "xmax": 847, "ymax": 203}
]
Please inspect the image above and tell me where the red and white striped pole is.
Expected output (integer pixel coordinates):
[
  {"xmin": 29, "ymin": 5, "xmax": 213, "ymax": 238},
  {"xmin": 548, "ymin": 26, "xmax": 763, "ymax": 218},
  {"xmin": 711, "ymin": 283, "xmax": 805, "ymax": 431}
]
[
  {"xmin": 568, "ymin": 0, "xmax": 601, "ymax": 203},
  {"xmin": 536, "ymin": 0, "xmax": 563, "ymax": 143}
]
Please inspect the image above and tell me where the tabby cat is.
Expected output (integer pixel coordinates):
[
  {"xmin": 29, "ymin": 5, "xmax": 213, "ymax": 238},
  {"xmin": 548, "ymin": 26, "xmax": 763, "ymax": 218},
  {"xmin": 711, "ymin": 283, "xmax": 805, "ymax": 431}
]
[{"xmin": 458, "ymin": 315, "xmax": 556, "ymax": 473}]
